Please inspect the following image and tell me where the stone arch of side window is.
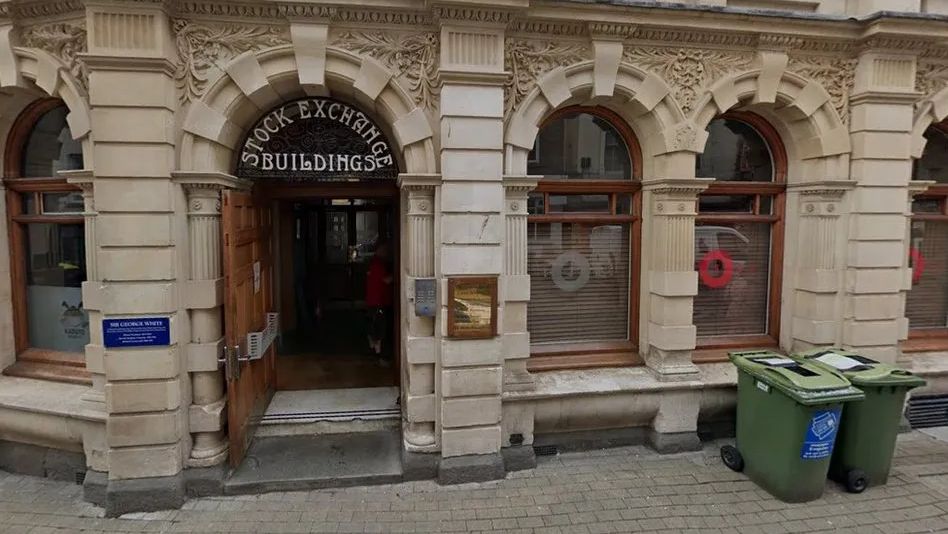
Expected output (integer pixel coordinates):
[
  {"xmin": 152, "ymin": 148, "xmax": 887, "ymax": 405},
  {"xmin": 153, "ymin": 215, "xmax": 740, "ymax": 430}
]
[
  {"xmin": 504, "ymin": 60, "xmax": 685, "ymax": 179},
  {"xmin": 178, "ymin": 45, "xmax": 436, "ymax": 175},
  {"xmin": 692, "ymin": 67, "xmax": 854, "ymax": 357}
]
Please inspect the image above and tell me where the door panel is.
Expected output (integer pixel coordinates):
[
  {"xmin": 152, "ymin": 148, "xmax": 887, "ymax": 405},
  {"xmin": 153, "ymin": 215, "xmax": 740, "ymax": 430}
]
[{"xmin": 223, "ymin": 190, "xmax": 276, "ymax": 467}]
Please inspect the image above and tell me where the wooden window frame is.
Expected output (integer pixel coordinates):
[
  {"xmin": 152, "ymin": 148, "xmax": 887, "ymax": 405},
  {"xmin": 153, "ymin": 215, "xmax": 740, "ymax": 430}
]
[
  {"xmin": 1, "ymin": 98, "xmax": 90, "ymax": 384},
  {"xmin": 903, "ymin": 123, "xmax": 948, "ymax": 354},
  {"xmin": 692, "ymin": 111, "xmax": 787, "ymax": 363},
  {"xmin": 526, "ymin": 105, "xmax": 644, "ymax": 372}
]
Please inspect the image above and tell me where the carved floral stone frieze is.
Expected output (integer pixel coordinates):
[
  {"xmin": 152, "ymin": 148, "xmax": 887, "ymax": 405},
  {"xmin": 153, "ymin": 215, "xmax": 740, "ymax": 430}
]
[
  {"xmin": 916, "ymin": 59, "xmax": 948, "ymax": 104},
  {"xmin": 173, "ymin": 19, "xmax": 289, "ymax": 104},
  {"xmin": 786, "ymin": 56, "xmax": 856, "ymax": 125},
  {"xmin": 331, "ymin": 31, "xmax": 440, "ymax": 108},
  {"xmin": 504, "ymin": 39, "xmax": 589, "ymax": 118},
  {"xmin": 21, "ymin": 21, "xmax": 88, "ymax": 92},
  {"xmin": 622, "ymin": 47, "xmax": 754, "ymax": 115}
]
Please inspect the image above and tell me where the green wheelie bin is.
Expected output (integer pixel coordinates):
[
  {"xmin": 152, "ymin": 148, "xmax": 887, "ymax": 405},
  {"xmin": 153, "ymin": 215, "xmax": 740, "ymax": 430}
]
[
  {"xmin": 791, "ymin": 348, "xmax": 926, "ymax": 493},
  {"xmin": 721, "ymin": 350, "xmax": 865, "ymax": 503}
]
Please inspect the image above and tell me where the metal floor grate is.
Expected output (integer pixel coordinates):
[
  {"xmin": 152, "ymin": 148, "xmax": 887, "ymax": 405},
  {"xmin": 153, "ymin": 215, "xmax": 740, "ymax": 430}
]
[
  {"xmin": 907, "ymin": 394, "xmax": 948, "ymax": 429},
  {"xmin": 533, "ymin": 444, "xmax": 558, "ymax": 457}
]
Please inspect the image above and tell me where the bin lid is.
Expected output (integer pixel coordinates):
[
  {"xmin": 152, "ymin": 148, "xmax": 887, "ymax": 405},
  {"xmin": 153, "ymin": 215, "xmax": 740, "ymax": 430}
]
[
  {"xmin": 728, "ymin": 350, "xmax": 865, "ymax": 405},
  {"xmin": 792, "ymin": 348, "xmax": 927, "ymax": 388}
]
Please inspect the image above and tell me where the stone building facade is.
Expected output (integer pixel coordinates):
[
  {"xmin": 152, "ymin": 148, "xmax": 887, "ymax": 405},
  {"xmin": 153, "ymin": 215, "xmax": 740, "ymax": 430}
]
[{"xmin": 2, "ymin": 0, "xmax": 948, "ymax": 516}]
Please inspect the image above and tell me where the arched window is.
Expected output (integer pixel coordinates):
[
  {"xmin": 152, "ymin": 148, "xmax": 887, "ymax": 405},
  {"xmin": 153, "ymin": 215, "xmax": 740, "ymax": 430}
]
[
  {"xmin": 3, "ymin": 99, "xmax": 87, "ymax": 380},
  {"xmin": 694, "ymin": 112, "xmax": 786, "ymax": 352},
  {"xmin": 525, "ymin": 106, "xmax": 642, "ymax": 370},
  {"xmin": 906, "ymin": 125, "xmax": 948, "ymax": 342}
]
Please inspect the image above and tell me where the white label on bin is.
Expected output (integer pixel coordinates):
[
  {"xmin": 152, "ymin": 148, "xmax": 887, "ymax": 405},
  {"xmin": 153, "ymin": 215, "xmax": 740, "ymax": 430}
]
[
  {"xmin": 815, "ymin": 352, "xmax": 863, "ymax": 371},
  {"xmin": 756, "ymin": 380, "xmax": 770, "ymax": 393},
  {"xmin": 758, "ymin": 357, "xmax": 795, "ymax": 366}
]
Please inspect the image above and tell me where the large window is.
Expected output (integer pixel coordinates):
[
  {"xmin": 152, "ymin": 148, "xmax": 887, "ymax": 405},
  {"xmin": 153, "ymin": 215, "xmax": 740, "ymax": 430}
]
[
  {"xmin": 905, "ymin": 125, "xmax": 948, "ymax": 347},
  {"xmin": 694, "ymin": 112, "xmax": 786, "ymax": 353},
  {"xmin": 3, "ymin": 99, "xmax": 88, "ymax": 382},
  {"xmin": 526, "ymin": 106, "xmax": 642, "ymax": 371}
]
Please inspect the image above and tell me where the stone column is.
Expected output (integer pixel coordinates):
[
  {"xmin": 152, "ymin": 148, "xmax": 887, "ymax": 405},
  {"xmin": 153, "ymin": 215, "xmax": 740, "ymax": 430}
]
[
  {"xmin": 844, "ymin": 49, "xmax": 919, "ymax": 363},
  {"xmin": 787, "ymin": 181, "xmax": 852, "ymax": 351},
  {"xmin": 434, "ymin": 6, "xmax": 512, "ymax": 483},
  {"xmin": 397, "ymin": 173, "xmax": 440, "ymax": 476},
  {"xmin": 179, "ymin": 182, "xmax": 227, "ymax": 470},
  {"xmin": 642, "ymin": 178, "xmax": 711, "ymax": 379},
  {"xmin": 641, "ymin": 177, "xmax": 710, "ymax": 454},
  {"xmin": 82, "ymin": 3, "xmax": 186, "ymax": 516}
]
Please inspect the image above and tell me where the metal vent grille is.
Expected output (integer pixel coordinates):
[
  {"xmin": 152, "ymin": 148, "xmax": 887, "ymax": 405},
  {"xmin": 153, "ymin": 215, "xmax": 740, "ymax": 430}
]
[
  {"xmin": 533, "ymin": 444, "xmax": 558, "ymax": 457},
  {"xmin": 75, "ymin": 470, "xmax": 86, "ymax": 485},
  {"xmin": 907, "ymin": 394, "xmax": 948, "ymax": 429}
]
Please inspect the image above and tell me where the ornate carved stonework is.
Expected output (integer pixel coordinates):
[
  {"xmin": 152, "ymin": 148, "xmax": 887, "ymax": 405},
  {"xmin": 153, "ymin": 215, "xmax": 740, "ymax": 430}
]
[
  {"xmin": 787, "ymin": 56, "xmax": 856, "ymax": 125},
  {"xmin": 504, "ymin": 39, "xmax": 589, "ymax": 118},
  {"xmin": 331, "ymin": 31, "xmax": 440, "ymax": 108},
  {"xmin": 173, "ymin": 19, "xmax": 289, "ymax": 104},
  {"xmin": 916, "ymin": 60, "xmax": 948, "ymax": 103},
  {"xmin": 21, "ymin": 21, "xmax": 88, "ymax": 91},
  {"xmin": 623, "ymin": 47, "xmax": 754, "ymax": 115}
]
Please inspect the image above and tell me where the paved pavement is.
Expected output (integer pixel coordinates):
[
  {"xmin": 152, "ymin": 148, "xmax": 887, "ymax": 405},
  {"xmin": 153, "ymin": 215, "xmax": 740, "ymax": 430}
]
[{"xmin": 3, "ymin": 432, "xmax": 948, "ymax": 533}]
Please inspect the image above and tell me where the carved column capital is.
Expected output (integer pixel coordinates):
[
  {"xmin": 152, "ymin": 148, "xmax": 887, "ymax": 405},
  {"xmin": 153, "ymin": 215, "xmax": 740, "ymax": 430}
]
[
  {"xmin": 909, "ymin": 180, "xmax": 936, "ymax": 199},
  {"xmin": 397, "ymin": 173, "xmax": 441, "ymax": 192},
  {"xmin": 790, "ymin": 180, "xmax": 853, "ymax": 217},
  {"xmin": 644, "ymin": 177, "xmax": 713, "ymax": 199},
  {"xmin": 503, "ymin": 175, "xmax": 538, "ymax": 196}
]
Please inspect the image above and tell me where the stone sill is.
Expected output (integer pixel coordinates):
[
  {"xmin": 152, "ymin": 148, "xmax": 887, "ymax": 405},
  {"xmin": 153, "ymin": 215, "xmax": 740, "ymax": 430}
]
[
  {"xmin": 901, "ymin": 352, "xmax": 948, "ymax": 378},
  {"xmin": 0, "ymin": 376, "xmax": 104, "ymax": 423},
  {"xmin": 503, "ymin": 363, "xmax": 736, "ymax": 402}
]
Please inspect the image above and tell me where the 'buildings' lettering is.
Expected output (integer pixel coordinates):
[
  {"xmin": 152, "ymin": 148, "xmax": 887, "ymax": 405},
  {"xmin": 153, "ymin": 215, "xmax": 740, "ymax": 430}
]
[{"xmin": 239, "ymin": 98, "xmax": 395, "ymax": 172}]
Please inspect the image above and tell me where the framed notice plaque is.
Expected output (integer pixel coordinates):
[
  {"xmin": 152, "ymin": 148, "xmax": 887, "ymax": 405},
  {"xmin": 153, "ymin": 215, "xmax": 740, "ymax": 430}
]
[{"xmin": 447, "ymin": 276, "xmax": 498, "ymax": 339}]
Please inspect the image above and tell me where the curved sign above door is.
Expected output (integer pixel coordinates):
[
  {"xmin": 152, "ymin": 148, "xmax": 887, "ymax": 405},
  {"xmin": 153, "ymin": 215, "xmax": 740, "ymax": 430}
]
[{"xmin": 235, "ymin": 97, "xmax": 398, "ymax": 182}]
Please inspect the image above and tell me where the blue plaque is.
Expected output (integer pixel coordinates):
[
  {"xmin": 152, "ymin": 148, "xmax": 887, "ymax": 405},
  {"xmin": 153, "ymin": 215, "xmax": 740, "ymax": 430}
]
[
  {"xmin": 800, "ymin": 407, "xmax": 841, "ymax": 460},
  {"xmin": 103, "ymin": 317, "xmax": 171, "ymax": 348}
]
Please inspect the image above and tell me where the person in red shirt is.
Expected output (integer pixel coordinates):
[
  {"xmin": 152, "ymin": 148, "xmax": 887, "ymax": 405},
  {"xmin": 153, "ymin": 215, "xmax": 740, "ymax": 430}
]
[{"xmin": 365, "ymin": 241, "xmax": 393, "ymax": 367}]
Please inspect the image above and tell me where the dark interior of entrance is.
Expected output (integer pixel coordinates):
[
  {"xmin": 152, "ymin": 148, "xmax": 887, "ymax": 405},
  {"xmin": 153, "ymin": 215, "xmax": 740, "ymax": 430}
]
[{"xmin": 275, "ymin": 198, "xmax": 398, "ymax": 391}]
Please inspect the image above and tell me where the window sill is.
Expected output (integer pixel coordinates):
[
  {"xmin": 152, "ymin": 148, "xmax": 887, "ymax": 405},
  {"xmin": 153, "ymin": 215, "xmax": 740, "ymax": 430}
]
[
  {"xmin": 901, "ymin": 336, "xmax": 948, "ymax": 354},
  {"xmin": 528, "ymin": 342, "xmax": 644, "ymax": 372},
  {"xmin": 693, "ymin": 335, "xmax": 781, "ymax": 363},
  {"xmin": 2, "ymin": 349, "xmax": 91, "ymax": 386}
]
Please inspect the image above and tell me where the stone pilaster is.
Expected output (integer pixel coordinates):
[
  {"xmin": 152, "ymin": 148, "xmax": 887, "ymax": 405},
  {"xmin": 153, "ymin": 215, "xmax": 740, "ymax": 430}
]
[
  {"xmin": 82, "ymin": 3, "xmax": 186, "ymax": 515},
  {"xmin": 435, "ymin": 6, "xmax": 511, "ymax": 480},
  {"xmin": 787, "ymin": 181, "xmax": 852, "ymax": 351},
  {"xmin": 178, "ymin": 181, "xmax": 227, "ymax": 468},
  {"xmin": 642, "ymin": 178, "xmax": 712, "ymax": 380},
  {"xmin": 397, "ymin": 173, "xmax": 441, "ymax": 453},
  {"xmin": 844, "ymin": 49, "xmax": 920, "ymax": 363}
]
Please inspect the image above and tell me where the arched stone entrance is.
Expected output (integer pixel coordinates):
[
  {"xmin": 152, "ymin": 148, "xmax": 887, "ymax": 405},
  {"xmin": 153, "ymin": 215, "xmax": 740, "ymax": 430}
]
[{"xmin": 174, "ymin": 41, "xmax": 440, "ymax": 470}]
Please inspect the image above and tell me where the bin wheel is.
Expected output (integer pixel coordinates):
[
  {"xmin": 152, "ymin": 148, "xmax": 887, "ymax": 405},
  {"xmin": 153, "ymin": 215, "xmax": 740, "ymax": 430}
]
[
  {"xmin": 845, "ymin": 469, "xmax": 868, "ymax": 494},
  {"xmin": 720, "ymin": 445, "xmax": 744, "ymax": 472}
]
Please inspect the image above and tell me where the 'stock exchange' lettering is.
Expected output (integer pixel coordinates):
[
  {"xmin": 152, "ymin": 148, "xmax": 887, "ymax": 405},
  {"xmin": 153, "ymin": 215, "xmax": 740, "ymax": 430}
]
[{"xmin": 239, "ymin": 99, "xmax": 395, "ymax": 173}]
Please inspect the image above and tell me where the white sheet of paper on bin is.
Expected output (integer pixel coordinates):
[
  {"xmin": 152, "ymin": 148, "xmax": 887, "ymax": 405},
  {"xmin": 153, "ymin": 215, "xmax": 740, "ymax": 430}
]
[
  {"xmin": 814, "ymin": 353, "xmax": 864, "ymax": 371},
  {"xmin": 758, "ymin": 357, "xmax": 795, "ymax": 366}
]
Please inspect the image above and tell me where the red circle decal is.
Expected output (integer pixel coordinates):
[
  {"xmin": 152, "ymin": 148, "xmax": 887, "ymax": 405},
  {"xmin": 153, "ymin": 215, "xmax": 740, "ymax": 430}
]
[
  {"xmin": 910, "ymin": 248, "xmax": 925, "ymax": 284},
  {"xmin": 699, "ymin": 250, "xmax": 735, "ymax": 289}
]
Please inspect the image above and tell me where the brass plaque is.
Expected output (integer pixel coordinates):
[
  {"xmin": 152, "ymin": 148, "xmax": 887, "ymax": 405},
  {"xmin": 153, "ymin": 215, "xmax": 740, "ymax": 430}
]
[{"xmin": 447, "ymin": 276, "xmax": 498, "ymax": 339}]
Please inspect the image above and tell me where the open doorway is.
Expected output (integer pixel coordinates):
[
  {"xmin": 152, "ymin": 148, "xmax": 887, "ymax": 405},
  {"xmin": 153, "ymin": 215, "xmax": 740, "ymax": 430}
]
[{"xmin": 275, "ymin": 197, "xmax": 398, "ymax": 391}]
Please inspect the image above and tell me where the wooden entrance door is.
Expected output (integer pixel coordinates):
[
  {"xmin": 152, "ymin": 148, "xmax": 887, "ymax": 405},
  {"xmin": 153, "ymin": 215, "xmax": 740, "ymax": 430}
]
[{"xmin": 222, "ymin": 189, "xmax": 276, "ymax": 467}]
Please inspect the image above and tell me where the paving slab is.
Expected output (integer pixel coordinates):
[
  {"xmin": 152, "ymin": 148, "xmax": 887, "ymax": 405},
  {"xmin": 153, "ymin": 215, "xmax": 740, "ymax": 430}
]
[{"xmin": 3, "ymin": 431, "xmax": 948, "ymax": 533}]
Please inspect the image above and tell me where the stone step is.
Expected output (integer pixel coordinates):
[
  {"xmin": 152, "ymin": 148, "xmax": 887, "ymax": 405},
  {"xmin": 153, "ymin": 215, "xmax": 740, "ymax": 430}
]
[
  {"xmin": 255, "ymin": 386, "xmax": 401, "ymax": 437},
  {"xmin": 2, "ymin": 361, "xmax": 92, "ymax": 385},
  {"xmin": 224, "ymin": 430, "xmax": 404, "ymax": 495}
]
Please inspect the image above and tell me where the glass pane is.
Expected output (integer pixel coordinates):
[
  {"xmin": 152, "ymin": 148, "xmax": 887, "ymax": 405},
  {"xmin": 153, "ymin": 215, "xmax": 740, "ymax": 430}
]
[
  {"xmin": 42, "ymin": 191, "xmax": 84, "ymax": 214},
  {"xmin": 21, "ymin": 106, "xmax": 84, "ymax": 178},
  {"xmin": 527, "ymin": 193, "xmax": 544, "ymax": 215},
  {"xmin": 617, "ymin": 195, "xmax": 633, "ymax": 215},
  {"xmin": 21, "ymin": 193, "xmax": 36, "ymax": 215},
  {"xmin": 699, "ymin": 195, "xmax": 755, "ymax": 214},
  {"xmin": 697, "ymin": 118, "xmax": 774, "ymax": 182},
  {"xmin": 694, "ymin": 222, "xmax": 772, "ymax": 337},
  {"xmin": 354, "ymin": 211, "xmax": 379, "ymax": 262},
  {"xmin": 548, "ymin": 195, "xmax": 610, "ymax": 213},
  {"xmin": 24, "ymin": 222, "xmax": 88, "ymax": 352},
  {"xmin": 914, "ymin": 127, "xmax": 948, "ymax": 183},
  {"xmin": 325, "ymin": 211, "xmax": 349, "ymax": 264},
  {"xmin": 913, "ymin": 199, "xmax": 942, "ymax": 214},
  {"xmin": 906, "ymin": 220, "xmax": 948, "ymax": 328},
  {"xmin": 527, "ymin": 111, "xmax": 633, "ymax": 180},
  {"xmin": 527, "ymin": 222, "xmax": 631, "ymax": 343}
]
